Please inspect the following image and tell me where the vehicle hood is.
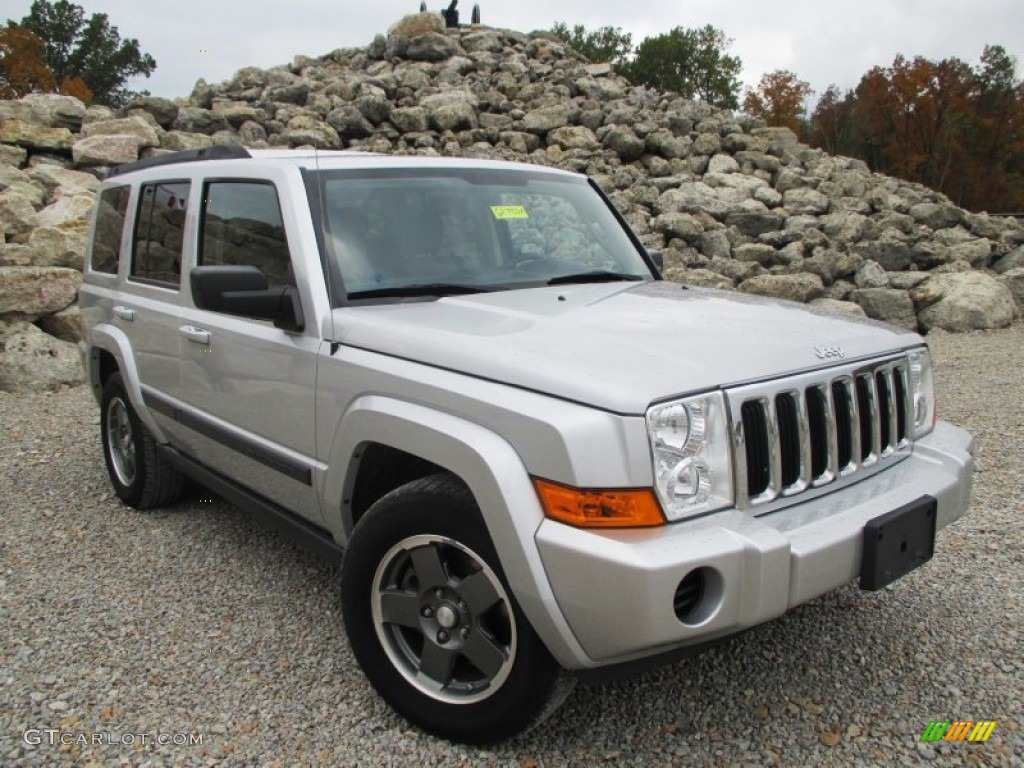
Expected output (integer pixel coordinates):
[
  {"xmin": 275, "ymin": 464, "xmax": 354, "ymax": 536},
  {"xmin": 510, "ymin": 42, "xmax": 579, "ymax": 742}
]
[{"xmin": 330, "ymin": 281, "xmax": 921, "ymax": 414}]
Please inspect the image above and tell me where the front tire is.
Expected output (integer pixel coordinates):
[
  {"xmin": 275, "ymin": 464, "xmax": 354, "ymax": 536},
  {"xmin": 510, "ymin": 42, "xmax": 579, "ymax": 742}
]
[
  {"xmin": 100, "ymin": 373, "xmax": 183, "ymax": 509},
  {"xmin": 341, "ymin": 474, "xmax": 574, "ymax": 743}
]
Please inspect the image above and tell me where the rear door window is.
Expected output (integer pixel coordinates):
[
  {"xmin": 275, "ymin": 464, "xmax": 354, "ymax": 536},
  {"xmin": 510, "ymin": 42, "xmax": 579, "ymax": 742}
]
[{"xmin": 131, "ymin": 181, "xmax": 190, "ymax": 287}]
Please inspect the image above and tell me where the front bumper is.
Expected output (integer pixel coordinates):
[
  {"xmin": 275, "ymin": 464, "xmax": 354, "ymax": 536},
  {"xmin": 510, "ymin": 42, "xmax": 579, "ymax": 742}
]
[{"xmin": 536, "ymin": 421, "xmax": 974, "ymax": 666}]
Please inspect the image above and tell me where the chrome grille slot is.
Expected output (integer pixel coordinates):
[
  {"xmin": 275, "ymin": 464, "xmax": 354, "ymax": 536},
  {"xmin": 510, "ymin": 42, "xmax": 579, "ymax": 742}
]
[
  {"xmin": 776, "ymin": 393, "xmax": 800, "ymax": 488},
  {"xmin": 741, "ymin": 400, "xmax": 770, "ymax": 498},
  {"xmin": 855, "ymin": 373, "xmax": 876, "ymax": 464},
  {"xmin": 805, "ymin": 386, "xmax": 831, "ymax": 482},
  {"xmin": 729, "ymin": 356, "xmax": 913, "ymax": 511}
]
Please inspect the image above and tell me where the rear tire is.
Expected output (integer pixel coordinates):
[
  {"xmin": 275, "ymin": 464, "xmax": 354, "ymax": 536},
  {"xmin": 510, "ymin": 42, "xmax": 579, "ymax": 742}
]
[
  {"xmin": 100, "ymin": 373, "xmax": 183, "ymax": 509},
  {"xmin": 341, "ymin": 474, "xmax": 574, "ymax": 743}
]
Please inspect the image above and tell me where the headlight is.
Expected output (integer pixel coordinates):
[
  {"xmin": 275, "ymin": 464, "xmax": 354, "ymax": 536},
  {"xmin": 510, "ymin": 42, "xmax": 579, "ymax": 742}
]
[
  {"xmin": 646, "ymin": 392, "xmax": 733, "ymax": 521},
  {"xmin": 907, "ymin": 347, "xmax": 936, "ymax": 438}
]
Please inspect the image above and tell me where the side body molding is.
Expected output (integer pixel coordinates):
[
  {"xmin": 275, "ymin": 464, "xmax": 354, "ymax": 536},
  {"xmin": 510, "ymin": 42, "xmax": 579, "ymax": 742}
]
[{"xmin": 320, "ymin": 395, "xmax": 592, "ymax": 669}]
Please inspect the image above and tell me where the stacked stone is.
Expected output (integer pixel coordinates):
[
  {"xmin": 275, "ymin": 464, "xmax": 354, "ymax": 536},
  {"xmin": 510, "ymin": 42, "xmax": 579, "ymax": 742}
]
[{"xmin": 1, "ymin": 13, "xmax": 1022, "ymax": 391}]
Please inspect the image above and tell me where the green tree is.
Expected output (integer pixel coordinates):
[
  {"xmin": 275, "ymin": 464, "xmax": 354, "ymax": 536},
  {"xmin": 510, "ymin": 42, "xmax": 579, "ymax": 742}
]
[
  {"xmin": 12, "ymin": 0, "xmax": 155, "ymax": 107},
  {"xmin": 620, "ymin": 25, "xmax": 742, "ymax": 108},
  {"xmin": 551, "ymin": 22, "xmax": 633, "ymax": 67}
]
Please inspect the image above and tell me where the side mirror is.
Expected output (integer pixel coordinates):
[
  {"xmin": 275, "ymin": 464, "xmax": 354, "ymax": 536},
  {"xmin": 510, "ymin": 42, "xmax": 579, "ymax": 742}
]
[
  {"xmin": 646, "ymin": 248, "xmax": 664, "ymax": 274},
  {"xmin": 190, "ymin": 265, "xmax": 304, "ymax": 332}
]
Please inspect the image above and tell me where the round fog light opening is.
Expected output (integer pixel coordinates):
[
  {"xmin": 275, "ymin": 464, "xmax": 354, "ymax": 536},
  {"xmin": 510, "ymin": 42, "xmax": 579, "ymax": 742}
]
[{"xmin": 673, "ymin": 568, "xmax": 707, "ymax": 622}]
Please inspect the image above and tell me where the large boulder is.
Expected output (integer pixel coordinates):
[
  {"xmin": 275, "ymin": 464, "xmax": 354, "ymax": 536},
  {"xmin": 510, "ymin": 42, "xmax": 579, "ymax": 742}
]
[
  {"xmin": 0, "ymin": 189, "xmax": 39, "ymax": 239},
  {"xmin": 72, "ymin": 135, "xmax": 142, "ymax": 166},
  {"xmin": 0, "ymin": 94, "xmax": 79, "ymax": 129},
  {"xmin": 81, "ymin": 116, "xmax": 160, "ymax": 147},
  {"xmin": 521, "ymin": 104, "xmax": 572, "ymax": 136},
  {"xmin": 0, "ymin": 119, "xmax": 74, "ymax": 152},
  {"xmin": 992, "ymin": 246, "xmax": 1024, "ymax": 274},
  {"xmin": 160, "ymin": 131, "xmax": 215, "ymax": 151},
  {"xmin": 996, "ymin": 268, "xmax": 1024, "ymax": 308},
  {"xmin": 326, "ymin": 106, "xmax": 375, "ymax": 140},
  {"xmin": 602, "ymin": 126, "xmax": 645, "ymax": 162},
  {"xmin": 211, "ymin": 100, "xmax": 265, "ymax": 128},
  {"xmin": 406, "ymin": 33, "xmax": 462, "ymax": 62},
  {"xmin": 33, "ymin": 196, "xmax": 94, "ymax": 230},
  {"xmin": 850, "ymin": 288, "xmax": 917, "ymax": 330},
  {"xmin": 17, "ymin": 227, "xmax": 87, "ymax": 269},
  {"xmin": 739, "ymin": 273, "xmax": 824, "ymax": 303},
  {"xmin": 809, "ymin": 297, "xmax": 867, "ymax": 317},
  {"xmin": 782, "ymin": 188, "xmax": 829, "ymax": 215},
  {"xmin": 915, "ymin": 272, "xmax": 1018, "ymax": 332},
  {"xmin": 421, "ymin": 90, "xmax": 478, "ymax": 132},
  {"xmin": 37, "ymin": 304, "xmax": 83, "ymax": 343},
  {"xmin": 125, "ymin": 96, "xmax": 180, "ymax": 128},
  {"xmin": 388, "ymin": 12, "xmax": 446, "ymax": 38},
  {"xmin": 26, "ymin": 165, "xmax": 100, "ymax": 201},
  {"xmin": 0, "ymin": 321, "xmax": 84, "ymax": 392},
  {"xmin": 0, "ymin": 266, "xmax": 81, "ymax": 322},
  {"xmin": 173, "ymin": 107, "xmax": 231, "ymax": 134},
  {"xmin": 547, "ymin": 126, "xmax": 600, "ymax": 151}
]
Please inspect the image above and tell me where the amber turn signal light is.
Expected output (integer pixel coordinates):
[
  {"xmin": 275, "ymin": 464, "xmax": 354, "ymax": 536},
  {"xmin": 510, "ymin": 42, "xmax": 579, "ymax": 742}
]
[{"xmin": 533, "ymin": 478, "xmax": 665, "ymax": 528}]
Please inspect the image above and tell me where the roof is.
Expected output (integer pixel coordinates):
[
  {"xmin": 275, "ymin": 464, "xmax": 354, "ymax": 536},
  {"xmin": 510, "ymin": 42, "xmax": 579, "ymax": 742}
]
[{"xmin": 104, "ymin": 145, "xmax": 580, "ymax": 180}]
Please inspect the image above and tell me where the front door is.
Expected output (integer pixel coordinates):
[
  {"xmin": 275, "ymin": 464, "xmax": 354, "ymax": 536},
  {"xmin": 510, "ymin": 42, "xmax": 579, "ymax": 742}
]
[{"xmin": 171, "ymin": 178, "xmax": 321, "ymax": 523}]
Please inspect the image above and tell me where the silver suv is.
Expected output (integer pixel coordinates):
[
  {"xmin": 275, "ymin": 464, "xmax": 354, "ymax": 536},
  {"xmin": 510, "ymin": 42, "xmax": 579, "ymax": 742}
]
[{"xmin": 78, "ymin": 146, "xmax": 974, "ymax": 743}]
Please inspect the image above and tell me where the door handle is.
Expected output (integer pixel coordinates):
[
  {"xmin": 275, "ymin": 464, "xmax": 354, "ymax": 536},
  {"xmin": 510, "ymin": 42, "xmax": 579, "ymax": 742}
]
[
  {"xmin": 112, "ymin": 305, "xmax": 134, "ymax": 321},
  {"xmin": 178, "ymin": 325, "xmax": 211, "ymax": 345}
]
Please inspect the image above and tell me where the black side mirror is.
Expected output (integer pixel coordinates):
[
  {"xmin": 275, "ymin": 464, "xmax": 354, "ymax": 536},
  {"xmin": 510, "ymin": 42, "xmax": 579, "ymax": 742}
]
[
  {"xmin": 646, "ymin": 248, "xmax": 664, "ymax": 274},
  {"xmin": 191, "ymin": 265, "xmax": 304, "ymax": 332}
]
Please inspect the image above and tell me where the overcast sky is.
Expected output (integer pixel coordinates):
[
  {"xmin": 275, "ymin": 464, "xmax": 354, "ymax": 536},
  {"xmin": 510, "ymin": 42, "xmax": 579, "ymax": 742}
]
[{"xmin": 6, "ymin": 1, "xmax": 1023, "ymax": 105}]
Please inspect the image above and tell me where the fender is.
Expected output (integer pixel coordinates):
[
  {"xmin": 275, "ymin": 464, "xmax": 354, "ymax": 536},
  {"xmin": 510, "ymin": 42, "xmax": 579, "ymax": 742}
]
[
  {"xmin": 322, "ymin": 394, "xmax": 594, "ymax": 669},
  {"xmin": 83, "ymin": 323, "xmax": 169, "ymax": 444}
]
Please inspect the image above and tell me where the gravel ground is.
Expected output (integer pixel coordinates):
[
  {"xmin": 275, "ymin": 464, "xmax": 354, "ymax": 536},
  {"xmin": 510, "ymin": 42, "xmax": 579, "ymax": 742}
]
[{"xmin": 2, "ymin": 325, "xmax": 1022, "ymax": 767}]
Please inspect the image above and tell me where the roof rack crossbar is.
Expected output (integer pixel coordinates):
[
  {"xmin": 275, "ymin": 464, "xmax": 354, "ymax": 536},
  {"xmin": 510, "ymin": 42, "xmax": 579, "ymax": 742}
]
[{"xmin": 105, "ymin": 145, "xmax": 252, "ymax": 178}]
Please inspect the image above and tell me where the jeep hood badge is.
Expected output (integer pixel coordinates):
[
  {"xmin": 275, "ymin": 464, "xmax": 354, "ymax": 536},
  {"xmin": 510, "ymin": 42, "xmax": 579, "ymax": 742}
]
[{"xmin": 814, "ymin": 345, "xmax": 846, "ymax": 360}]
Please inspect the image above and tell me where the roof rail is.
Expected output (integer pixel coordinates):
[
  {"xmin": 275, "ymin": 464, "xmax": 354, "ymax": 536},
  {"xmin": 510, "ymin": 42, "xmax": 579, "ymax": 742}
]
[{"xmin": 105, "ymin": 145, "xmax": 252, "ymax": 178}]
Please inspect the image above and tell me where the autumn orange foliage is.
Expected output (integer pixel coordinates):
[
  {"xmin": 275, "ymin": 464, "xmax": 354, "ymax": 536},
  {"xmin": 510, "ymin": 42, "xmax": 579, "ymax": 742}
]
[
  {"xmin": 0, "ymin": 26, "xmax": 55, "ymax": 98},
  {"xmin": 742, "ymin": 70, "xmax": 813, "ymax": 133},
  {"xmin": 0, "ymin": 25, "xmax": 93, "ymax": 103},
  {"xmin": 807, "ymin": 46, "xmax": 1024, "ymax": 213}
]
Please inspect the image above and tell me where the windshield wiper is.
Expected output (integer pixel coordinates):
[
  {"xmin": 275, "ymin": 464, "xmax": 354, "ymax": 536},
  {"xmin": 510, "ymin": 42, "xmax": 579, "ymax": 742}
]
[
  {"xmin": 546, "ymin": 270, "xmax": 645, "ymax": 286},
  {"xmin": 347, "ymin": 283, "xmax": 497, "ymax": 300}
]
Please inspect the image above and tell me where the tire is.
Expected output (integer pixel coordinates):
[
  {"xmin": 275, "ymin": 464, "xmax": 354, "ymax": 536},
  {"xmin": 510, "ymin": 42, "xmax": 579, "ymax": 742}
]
[
  {"xmin": 100, "ymin": 373, "xmax": 183, "ymax": 509},
  {"xmin": 341, "ymin": 474, "xmax": 575, "ymax": 743}
]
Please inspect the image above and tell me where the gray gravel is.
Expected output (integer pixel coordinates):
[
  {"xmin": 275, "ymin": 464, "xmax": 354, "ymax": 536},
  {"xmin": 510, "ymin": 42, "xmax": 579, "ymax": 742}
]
[{"xmin": 2, "ymin": 325, "xmax": 1022, "ymax": 767}]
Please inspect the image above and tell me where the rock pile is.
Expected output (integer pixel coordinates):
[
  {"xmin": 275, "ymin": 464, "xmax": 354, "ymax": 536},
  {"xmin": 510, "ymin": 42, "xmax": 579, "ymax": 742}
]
[{"xmin": 1, "ymin": 13, "xmax": 1022, "ymax": 391}]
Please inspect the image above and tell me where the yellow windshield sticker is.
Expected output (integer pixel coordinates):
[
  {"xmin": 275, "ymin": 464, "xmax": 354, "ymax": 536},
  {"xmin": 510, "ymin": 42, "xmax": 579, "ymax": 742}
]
[{"xmin": 490, "ymin": 205, "xmax": 529, "ymax": 220}]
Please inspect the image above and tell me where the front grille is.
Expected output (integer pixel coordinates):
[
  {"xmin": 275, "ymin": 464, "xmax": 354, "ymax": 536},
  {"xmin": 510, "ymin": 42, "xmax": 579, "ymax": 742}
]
[{"xmin": 731, "ymin": 357, "xmax": 912, "ymax": 508}]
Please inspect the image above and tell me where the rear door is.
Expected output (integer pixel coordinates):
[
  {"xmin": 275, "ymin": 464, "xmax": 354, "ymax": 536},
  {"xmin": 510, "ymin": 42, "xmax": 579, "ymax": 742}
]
[{"xmin": 121, "ymin": 179, "xmax": 191, "ymax": 439}]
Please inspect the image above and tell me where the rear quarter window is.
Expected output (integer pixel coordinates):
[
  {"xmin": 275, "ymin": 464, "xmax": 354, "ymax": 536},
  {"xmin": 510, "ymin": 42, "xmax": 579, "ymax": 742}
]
[{"xmin": 91, "ymin": 186, "xmax": 131, "ymax": 275}]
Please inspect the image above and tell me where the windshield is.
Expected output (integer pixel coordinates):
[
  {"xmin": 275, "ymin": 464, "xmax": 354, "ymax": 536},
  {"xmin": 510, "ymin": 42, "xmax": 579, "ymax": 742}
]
[{"xmin": 311, "ymin": 167, "xmax": 653, "ymax": 303}]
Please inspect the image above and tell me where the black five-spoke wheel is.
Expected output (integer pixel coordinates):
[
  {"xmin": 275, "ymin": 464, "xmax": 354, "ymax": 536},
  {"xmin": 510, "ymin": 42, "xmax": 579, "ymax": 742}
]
[
  {"xmin": 341, "ymin": 474, "xmax": 574, "ymax": 743},
  {"xmin": 372, "ymin": 534, "xmax": 516, "ymax": 704},
  {"xmin": 100, "ymin": 373, "xmax": 183, "ymax": 509}
]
